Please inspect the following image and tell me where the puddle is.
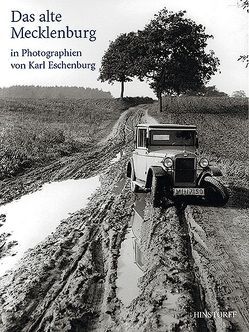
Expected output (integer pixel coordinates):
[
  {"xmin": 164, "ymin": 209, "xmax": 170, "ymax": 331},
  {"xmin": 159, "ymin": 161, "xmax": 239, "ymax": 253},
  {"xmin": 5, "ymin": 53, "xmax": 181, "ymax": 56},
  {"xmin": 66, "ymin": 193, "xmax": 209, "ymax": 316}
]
[
  {"xmin": 116, "ymin": 227, "xmax": 144, "ymax": 306},
  {"xmin": 0, "ymin": 175, "xmax": 100, "ymax": 277},
  {"xmin": 116, "ymin": 202, "xmax": 147, "ymax": 306}
]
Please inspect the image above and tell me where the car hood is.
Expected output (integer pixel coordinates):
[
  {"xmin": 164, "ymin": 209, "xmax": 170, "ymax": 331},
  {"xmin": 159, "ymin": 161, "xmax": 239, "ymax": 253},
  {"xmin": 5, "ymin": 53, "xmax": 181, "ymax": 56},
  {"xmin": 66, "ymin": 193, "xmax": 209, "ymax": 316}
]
[{"xmin": 148, "ymin": 148, "xmax": 196, "ymax": 158}]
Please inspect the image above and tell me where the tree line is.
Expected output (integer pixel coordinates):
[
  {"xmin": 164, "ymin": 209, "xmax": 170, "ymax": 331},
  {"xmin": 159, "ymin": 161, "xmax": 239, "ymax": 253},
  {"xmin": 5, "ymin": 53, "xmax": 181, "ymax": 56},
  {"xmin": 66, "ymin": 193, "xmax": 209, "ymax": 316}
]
[{"xmin": 0, "ymin": 86, "xmax": 112, "ymax": 99}]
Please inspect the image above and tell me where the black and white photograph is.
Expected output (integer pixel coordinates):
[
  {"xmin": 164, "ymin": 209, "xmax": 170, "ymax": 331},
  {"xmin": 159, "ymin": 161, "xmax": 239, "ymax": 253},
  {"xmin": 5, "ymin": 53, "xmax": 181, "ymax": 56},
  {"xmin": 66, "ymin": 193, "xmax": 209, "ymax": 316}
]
[{"xmin": 0, "ymin": 0, "xmax": 248, "ymax": 331}]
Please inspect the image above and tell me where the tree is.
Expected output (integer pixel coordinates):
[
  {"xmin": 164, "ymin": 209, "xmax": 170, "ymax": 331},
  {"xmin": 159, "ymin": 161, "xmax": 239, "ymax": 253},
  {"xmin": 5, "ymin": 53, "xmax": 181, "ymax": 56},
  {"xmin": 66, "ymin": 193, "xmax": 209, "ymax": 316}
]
[
  {"xmin": 238, "ymin": 0, "xmax": 249, "ymax": 67},
  {"xmin": 133, "ymin": 9, "xmax": 220, "ymax": 111},
  {"xmin": 232, "ymin": 90, "xmax": 247, "ymax": 98},
  {"xmin": 238, "ymin": 54, "xmax": 249, "ymax": 67},
  {"xmin": 99, "ymin": 32, "xmax": 138, "ymax": 99},
  {"xmin": 185, "ymin": 85, "xmax": 228, "ymax": 96},
  {"xmin": 239, "ymin": 0, "xmax": 249, "ymax": 12}
]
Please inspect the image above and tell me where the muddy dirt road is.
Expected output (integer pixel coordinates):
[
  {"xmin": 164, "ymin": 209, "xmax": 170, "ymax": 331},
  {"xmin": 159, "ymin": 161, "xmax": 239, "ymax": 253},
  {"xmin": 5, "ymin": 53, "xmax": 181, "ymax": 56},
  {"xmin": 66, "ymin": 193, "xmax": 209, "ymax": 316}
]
[
  {"xmin": 0, "ymin": 104, "xmax": 248, "ymax": 332},
  {"xmin": 185, "ymin": 205, "xmax": 249, "ymax": 331}
]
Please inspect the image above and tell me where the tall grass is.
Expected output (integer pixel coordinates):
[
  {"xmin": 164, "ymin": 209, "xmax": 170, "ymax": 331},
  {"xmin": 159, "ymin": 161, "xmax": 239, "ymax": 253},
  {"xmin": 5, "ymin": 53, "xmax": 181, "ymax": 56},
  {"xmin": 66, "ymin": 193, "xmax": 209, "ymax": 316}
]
[
  {"xmin": 0, "ymin": 98, "xmax": 124, "ymax": 179},
  {"xmin": 161, "ymin": 96, "xmax": 248, "ymax": 115}
]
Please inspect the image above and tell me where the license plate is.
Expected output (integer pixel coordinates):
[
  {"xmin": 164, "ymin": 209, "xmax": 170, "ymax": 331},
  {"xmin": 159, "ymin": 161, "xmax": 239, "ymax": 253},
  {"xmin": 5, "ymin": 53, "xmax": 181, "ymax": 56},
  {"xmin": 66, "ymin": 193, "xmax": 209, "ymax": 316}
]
[{"xmin": 173, "ymin": 188, "xmax": 205, "ymax": 196}]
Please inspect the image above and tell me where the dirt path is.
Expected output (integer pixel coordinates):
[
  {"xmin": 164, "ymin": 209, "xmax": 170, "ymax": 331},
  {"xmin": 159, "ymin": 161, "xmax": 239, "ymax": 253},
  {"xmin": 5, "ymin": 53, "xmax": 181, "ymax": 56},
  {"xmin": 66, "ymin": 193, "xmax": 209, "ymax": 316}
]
[
  {"xmin": 142, "ymin": 108, "xmax": 159, "ymax": 124},
  {"xmin": 0, "ymin": 104, "xmax": 198, "ymax": 332},
  {"xmin": 185, "ymin": 205, "xmax": 249, "ymax": 331},
  {"xmin": 0, "ymin": 104, "xmax": 248, "ymax": 332},
  {"xmin": 148, "ymin": 106, "xmax": 249, "ymax": 331}
]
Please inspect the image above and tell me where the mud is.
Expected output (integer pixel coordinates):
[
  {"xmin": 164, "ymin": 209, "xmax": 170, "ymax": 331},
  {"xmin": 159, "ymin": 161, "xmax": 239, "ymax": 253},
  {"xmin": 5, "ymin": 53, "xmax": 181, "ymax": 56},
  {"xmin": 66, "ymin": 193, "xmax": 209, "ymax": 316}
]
[
  {"xmin": 185, "ymin": 205, "xmax": 249, "ymax": 331},
  {"xmin": 0, "ymin": 103, "xmax": 248, "ymax": 332}
]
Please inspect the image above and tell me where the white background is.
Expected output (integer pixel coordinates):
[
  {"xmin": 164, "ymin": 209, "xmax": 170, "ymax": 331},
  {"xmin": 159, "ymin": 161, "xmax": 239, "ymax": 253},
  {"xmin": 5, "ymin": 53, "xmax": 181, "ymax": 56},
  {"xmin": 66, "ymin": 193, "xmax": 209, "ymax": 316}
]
[{"xmin": 0, "ymin": 0, "xmax": 248, "ymax": 98}]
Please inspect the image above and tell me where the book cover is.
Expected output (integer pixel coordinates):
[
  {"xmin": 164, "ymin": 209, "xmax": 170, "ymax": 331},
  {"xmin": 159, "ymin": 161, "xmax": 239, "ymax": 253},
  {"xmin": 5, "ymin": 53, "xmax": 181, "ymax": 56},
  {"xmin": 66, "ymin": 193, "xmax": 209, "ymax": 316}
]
[{"xmin": 0, "ymin": 0, "xmax": 248, "ymax": 331}]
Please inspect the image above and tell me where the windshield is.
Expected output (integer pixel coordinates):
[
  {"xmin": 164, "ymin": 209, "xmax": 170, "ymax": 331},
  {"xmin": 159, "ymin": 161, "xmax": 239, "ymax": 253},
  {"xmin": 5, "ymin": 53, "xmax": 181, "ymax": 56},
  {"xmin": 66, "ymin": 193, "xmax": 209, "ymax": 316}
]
[{"xmin": 150, "ymin": 130, "xmax": 196, "ymax": 146}]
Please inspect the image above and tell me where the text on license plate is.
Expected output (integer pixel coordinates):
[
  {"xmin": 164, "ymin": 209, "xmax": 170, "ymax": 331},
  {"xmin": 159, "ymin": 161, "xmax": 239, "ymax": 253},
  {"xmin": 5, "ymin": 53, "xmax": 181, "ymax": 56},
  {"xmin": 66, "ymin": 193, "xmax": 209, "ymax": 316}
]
[{"xmin": 173, "ymin": 188, "xmax": 205, "ymax": 196}]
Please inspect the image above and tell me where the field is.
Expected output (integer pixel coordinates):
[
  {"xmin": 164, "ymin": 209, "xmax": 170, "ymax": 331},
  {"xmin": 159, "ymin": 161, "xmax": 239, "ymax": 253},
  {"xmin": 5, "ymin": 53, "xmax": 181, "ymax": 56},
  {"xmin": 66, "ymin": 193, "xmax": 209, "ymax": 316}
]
[
  {"xmin": 0, "ymin": 96, "xmax": 246, "ymax": 181},
  {"xmin": 0, "ymin": 97, "xmax": 152, "ymax": 180},
  {"xmin": 0, "ymin": 97, "xmax": 248, "ymax": 332},
  {"xmin": 0, "ymin": 98, "xmax": 122, "ymax": 179}
]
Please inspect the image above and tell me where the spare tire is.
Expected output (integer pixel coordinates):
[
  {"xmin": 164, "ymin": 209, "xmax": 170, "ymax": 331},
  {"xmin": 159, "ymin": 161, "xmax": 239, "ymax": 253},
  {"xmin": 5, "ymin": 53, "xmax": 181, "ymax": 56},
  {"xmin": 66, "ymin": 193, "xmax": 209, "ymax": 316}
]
[{"xmin": 202, "ymin": 176, "xmax": 229, "ymax": 206}]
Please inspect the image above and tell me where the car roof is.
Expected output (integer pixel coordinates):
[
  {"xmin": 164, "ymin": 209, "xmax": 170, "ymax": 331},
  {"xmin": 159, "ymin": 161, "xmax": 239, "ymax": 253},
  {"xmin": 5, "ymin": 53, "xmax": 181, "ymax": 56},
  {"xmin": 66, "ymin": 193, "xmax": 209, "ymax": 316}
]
[{"xmin": 136, "ymin": 123, "xmax": 197, "ymax": 129}]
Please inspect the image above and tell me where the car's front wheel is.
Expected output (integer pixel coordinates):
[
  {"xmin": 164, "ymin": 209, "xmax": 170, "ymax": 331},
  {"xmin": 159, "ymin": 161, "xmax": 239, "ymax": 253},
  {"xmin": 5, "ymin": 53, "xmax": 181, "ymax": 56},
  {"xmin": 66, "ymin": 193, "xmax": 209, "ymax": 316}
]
[
  {"xmin": 130, "ymin": 165, "xmax": 139, "ymax": 193},
  {"xmin": 202, "ymin": 176, "xmax": 229, "ymax": 206},
  {"xmin": 151, "ymin": 174, "xmax": 163, "ymax": 208}
]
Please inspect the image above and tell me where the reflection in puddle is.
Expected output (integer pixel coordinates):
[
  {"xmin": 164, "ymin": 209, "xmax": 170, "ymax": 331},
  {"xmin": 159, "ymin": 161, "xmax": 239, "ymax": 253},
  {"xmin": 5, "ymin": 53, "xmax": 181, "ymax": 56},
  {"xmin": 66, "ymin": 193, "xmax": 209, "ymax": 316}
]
[
  {"xmin": 131, "ymin": 206, "xmax": 144, "ymax": 240},
  {"xmin": 116, "ymin": 227, "xmax": 143, "ymax": 307},
  {"xmin": 0, "ymin": 176, "xmax": 100, "ymax": 277},
  {"xmin": 116, "ymin": 203, "xmax": 146, "ymax": 306},
  {"xmin": 131, "ymin": 208, "xmax": 145, "ymax": 271},
  {"xmin": 133, "ymin": 195, "xmax": 146, "ymax": 220},
  {"xmin": 133, "ymin": 240, "xmax": 144, "ymax": 271}
]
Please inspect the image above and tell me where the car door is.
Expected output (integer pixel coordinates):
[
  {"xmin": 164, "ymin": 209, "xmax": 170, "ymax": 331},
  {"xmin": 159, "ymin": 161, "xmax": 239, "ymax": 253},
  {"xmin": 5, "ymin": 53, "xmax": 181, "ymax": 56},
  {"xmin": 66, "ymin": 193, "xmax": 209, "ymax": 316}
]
[{"xmin": 133, "ymin": 128, "xmax": 148, "ymax": 182}]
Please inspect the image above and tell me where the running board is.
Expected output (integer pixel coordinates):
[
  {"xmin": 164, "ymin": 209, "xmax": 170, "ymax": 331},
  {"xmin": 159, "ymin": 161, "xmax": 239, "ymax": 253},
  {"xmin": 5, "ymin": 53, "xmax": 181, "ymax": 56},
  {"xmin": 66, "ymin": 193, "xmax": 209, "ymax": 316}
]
[{"xmin": 133, "ymin": 180, "xmax": 150, "ymax": 191}]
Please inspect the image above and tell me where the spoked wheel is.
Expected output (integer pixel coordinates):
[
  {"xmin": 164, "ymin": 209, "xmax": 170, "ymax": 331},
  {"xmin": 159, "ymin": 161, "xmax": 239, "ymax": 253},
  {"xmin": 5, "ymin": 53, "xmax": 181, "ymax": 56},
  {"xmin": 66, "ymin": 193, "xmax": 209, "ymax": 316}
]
[
  {"xmin": 130, "ymin": 165, "xmax": 139, "ymax": 193},
  {"xmin": 202, "ymin": 176, "xmax": 229, "ymax": 206}
]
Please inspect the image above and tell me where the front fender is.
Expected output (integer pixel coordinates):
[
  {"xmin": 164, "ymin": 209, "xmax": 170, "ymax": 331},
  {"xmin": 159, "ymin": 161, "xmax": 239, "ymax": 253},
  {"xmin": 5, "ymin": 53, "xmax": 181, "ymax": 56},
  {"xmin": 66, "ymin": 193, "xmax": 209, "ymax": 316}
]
[
  {"xmin": 197, "ymin": 166, "xmax": 223, "ymax": 186},
  {"xmin": 145, "ymin": 166, "xmax": 172, "ymax": 188},
  {"xmin": 208, "ymin": 166, "xmax": 223, "ymax": 176},
  {"xmin": 150, "ymin": 166, "xmax": 166, "ymax": 177}
]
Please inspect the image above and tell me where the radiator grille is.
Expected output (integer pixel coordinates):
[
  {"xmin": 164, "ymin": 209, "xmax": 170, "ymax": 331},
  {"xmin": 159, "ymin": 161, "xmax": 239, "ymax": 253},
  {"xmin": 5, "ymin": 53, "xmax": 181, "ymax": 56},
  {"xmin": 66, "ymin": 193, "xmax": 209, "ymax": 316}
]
[{"xmin": 175, "ymin": 158, "xmax": 195, "ymax": 183}]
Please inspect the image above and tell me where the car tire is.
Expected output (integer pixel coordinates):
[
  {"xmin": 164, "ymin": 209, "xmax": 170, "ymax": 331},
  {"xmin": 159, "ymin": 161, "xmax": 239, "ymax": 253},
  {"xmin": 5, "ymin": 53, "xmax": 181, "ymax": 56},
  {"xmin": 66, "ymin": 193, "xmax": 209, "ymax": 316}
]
[
  {"xmin": 151, "ymin": 174, "xmax": 162, "ymax": 208},
  {"xmin": 131, "ymin": 165, "xmax": 139, "ymax": 193},
  {"xmin": 202, "ymin": 176, "xmax": 229, "ymax": 206}
]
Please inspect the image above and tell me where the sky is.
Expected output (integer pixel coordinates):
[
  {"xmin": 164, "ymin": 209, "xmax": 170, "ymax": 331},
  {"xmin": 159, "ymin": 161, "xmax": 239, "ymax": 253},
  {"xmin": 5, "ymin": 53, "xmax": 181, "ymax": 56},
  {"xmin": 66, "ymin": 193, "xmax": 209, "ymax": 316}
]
[{"xmin": 0, "ymin": 0, "xmax": 248, "ymax": 97}]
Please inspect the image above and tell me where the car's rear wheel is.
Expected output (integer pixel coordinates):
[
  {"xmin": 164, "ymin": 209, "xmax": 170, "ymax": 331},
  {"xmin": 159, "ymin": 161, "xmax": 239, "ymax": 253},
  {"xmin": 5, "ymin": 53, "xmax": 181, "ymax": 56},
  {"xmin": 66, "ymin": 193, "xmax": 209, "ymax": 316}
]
[
  {"xmin": 202, "ymin": 176, "xmax": 229, "ymax": 206},
  {"xmin": 131, "ymin": 165, "xmax": 139, "ymax": 193}
]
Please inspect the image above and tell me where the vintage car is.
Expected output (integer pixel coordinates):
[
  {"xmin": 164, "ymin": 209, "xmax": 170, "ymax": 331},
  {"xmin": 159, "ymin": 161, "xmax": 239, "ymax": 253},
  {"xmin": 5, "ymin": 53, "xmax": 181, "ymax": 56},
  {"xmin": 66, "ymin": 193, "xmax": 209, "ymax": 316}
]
[{"xmin": 127, "ymin": 123, "xmax": 229, "ymax": 207}]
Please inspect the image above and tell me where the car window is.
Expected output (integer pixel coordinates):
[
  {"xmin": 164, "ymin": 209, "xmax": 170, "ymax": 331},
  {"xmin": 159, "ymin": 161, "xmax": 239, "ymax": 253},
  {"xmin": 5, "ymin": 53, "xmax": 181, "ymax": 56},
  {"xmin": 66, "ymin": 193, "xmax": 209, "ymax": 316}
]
[
  {"xmin": 150, "ymin": 130, "xmax": 195, "ymax": 146},
  {"xmin": 137, "ymin": 129, "xmax": 147, "ymax": 147}
]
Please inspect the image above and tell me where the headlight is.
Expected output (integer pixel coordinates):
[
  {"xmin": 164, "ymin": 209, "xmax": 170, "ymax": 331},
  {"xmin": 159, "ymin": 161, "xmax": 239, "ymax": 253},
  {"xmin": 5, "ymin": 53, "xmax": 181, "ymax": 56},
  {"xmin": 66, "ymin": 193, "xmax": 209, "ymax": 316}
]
[
  {"xmin": 199, "ymin": 158, "xmax": 209, "ymax": 168},
  {"xmin": 163, "ymin": 157, "xmax": 173, "ymax": 168}
]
